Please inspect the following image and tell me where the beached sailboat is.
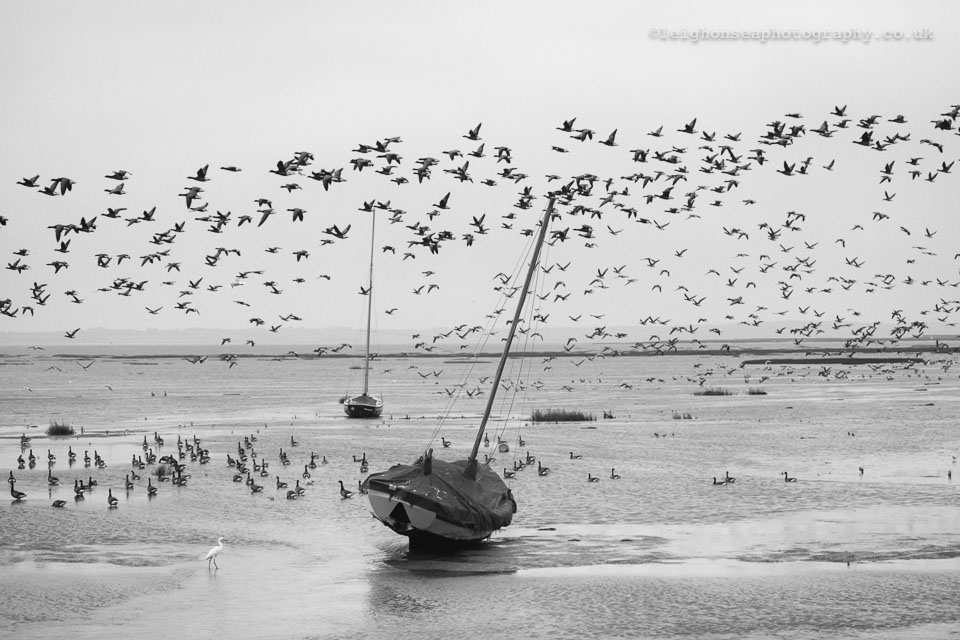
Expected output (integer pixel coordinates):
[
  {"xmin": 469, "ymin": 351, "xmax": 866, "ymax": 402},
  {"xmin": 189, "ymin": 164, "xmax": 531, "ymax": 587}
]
[
  {"xmin": 343, "ymin": 209, "xmax": 383, "ymax": 419},
  {"xmin": 362, "ymin": 196, "xmax": 556, "ymax": 547}
]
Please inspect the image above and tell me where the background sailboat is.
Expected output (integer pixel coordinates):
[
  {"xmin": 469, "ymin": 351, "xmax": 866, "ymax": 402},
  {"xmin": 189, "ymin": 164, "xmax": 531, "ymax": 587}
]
[{"xmin": 343, "ymin": 210, "xmax": 383, "ymax": 419}]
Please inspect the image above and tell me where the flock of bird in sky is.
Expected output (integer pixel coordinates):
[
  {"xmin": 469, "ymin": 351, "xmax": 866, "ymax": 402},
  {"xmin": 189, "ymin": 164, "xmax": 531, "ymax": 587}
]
[{"xmin": 3, "ymin": 104, "xmax": 959, "ymax": 359}]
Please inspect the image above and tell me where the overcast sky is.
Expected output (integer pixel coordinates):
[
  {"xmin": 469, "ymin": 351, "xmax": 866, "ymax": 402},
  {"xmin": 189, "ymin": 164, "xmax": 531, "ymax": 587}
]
[{"xmin": 2, "ymin": 1, "xmax": 958, "ymax": 346}]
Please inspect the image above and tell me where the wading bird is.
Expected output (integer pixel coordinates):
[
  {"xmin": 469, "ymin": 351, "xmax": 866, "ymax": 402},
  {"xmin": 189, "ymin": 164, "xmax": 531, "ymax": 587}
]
[{"xmin": 205, "ymin": 537, "xmax": 226, "ymax": 569}]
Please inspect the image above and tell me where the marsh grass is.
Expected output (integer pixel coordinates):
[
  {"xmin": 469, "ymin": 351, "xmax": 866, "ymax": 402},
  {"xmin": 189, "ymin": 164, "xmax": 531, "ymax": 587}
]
[
  {"xmin": 694, "ymin": 387, "xmax": 732, "ymax": 396},
  {"xmin": 531, "ymin": 409, "xmax": 595, "ymax": 422},
  {"xmin": 47, "ymin": 420, "xmax": 75, "ymax": 436}
]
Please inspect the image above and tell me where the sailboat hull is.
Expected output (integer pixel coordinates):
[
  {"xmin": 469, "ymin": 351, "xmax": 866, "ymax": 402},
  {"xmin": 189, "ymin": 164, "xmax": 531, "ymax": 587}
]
[
  {"xmin": 343, "ymin": 394, "xmax": 383, "ymax": 418},
  {"xmin": 363, "ymin": 456, "xmax": 516, "ymax": 547},
  {"xmin": 366, "ymin": 489, "xmax": 496, "ymax": 544}
]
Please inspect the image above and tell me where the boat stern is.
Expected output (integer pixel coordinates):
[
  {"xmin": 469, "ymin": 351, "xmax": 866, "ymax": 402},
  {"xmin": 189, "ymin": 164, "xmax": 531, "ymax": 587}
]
[
  {"xmin": 343, "ymin": 394, "xmax": 383, "ymax": 418},
  {"xmin": 367, "ymin": 488, "xmax": 438, "ymax": 533}
]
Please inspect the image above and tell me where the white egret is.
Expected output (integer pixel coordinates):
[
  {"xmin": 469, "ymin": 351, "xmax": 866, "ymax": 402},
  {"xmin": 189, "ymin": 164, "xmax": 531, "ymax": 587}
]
[{"xmin": 205, "ymin": 537, "xmax": 226, "ymax": 569}]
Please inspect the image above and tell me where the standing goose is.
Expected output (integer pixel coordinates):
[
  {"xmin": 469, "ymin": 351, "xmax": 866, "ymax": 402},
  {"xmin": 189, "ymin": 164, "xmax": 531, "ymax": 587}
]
[{"xmin": 9, "ymin": 472, "xmax": 26, "ymax": 502}]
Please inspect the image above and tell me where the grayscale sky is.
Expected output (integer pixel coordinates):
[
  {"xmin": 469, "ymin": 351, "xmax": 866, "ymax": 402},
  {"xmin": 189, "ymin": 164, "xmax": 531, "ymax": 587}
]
[{"xmin": 1, "ymin": 1, "xmax": 958, "ymax": 345}]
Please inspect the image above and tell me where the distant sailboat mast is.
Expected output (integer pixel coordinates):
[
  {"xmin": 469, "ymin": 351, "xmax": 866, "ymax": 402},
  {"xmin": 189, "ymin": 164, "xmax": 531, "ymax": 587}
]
[
  {"xmin": 343, "ymin": 208, "xmax": 383, "ymax": 418},
  {"xmin": 362, "ymin": 209, "xmax": 376, "ymax": 396},
  {"xmin": 469, "ymin": 195, "xmax": 555, "ymax": 463}
]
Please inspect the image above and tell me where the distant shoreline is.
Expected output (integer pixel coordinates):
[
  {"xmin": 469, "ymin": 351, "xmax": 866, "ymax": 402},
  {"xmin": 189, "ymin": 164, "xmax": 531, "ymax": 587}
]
[{"xmin": 0, "ymin": 344, "xmax": 951, "ymax": 363}]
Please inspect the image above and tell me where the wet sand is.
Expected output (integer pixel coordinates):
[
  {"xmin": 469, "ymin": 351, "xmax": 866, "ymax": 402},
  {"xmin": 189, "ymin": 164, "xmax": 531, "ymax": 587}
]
[{"xmin": 2, "ymin": 347, "xmax": 959, "ymax": 638}]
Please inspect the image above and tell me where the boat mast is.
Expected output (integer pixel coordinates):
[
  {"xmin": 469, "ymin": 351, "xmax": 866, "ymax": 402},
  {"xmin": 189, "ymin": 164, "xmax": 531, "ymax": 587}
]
[
  {"xmin": 469, "ymin": 195, "xmax": 556, "ymax": 462},
  {"xmin": 362, "ymin": 209, "xmax": 376, "ymax": 396}
]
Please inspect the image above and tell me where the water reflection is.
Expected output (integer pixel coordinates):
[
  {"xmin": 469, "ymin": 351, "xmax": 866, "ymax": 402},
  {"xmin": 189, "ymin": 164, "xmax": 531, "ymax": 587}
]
[{"xmin": 383, "ymin": 540, "xmax": 520, "ymax": 576}]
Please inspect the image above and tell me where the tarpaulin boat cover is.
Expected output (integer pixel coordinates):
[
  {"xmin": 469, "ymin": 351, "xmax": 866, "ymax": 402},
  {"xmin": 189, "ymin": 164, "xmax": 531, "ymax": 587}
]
[{"xmin": 363, "ymin": 453, "xmax": 516, "ymax": 533}]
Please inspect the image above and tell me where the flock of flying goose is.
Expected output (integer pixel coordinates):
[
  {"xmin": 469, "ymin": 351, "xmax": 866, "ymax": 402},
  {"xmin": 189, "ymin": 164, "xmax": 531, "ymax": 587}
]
[{"xmin": 2, "ymin": 105, "xmax": 959, "ymax": 373}]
